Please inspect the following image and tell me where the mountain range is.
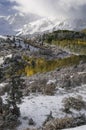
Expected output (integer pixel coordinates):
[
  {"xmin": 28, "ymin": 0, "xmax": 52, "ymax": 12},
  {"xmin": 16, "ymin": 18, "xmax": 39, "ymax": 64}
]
[{"xmin": 0, "ymin": 13, "xmax": 86, "ymax": 36}]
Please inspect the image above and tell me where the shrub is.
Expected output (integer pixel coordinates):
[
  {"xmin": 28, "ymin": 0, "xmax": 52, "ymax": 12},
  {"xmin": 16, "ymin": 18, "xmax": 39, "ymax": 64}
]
[
  {"xmin": 62, "ymin": 97, "xmax": 86, "ymax": 113},
  {"xmin": 43, "ymin": 114, "xmax": 86, "ymax": 130}
]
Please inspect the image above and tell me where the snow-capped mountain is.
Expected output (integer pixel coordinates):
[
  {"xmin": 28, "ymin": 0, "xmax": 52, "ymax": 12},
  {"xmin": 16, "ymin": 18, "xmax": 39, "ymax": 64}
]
[
  {"xmin": 18, "ymin": 18, "xmax": 86, "ymax": 36},
  {"xmin": 0, "ymin": 13, "xmax": 41, "ymax": 35},
  {"xmin": 0, "ymin": 12, "xmax": 86, "ymax": 36}
]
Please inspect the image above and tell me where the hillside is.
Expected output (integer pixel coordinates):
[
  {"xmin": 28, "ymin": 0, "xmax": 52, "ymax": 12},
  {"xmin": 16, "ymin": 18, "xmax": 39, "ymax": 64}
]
[
  {"xmin": 0, "ymin": 25, "xmax": 86, "ymax": 130},
  {"xmin": 0, "ymin": 13, "xmax": 41, "ymax": 35},
  {"xmin": 42, "ymin": 30, "xmax": 86, "ymax": 55},
  {"xmin": 0, "ymin": 14, "xmax": 86, "ymax": 36},
  {"xmin": 0, "ymin": 0, "xmax": 86, "ymax": 130},
  {"xmin": 18, "ymin": 18, "xmax": 86, "ymax": 36}
]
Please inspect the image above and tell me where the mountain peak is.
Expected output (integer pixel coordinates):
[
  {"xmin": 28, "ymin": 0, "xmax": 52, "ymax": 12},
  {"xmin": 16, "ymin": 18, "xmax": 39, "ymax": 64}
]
[{"xmin": 0, "ymin": 13, "xmax": 86, "ymax": 36}]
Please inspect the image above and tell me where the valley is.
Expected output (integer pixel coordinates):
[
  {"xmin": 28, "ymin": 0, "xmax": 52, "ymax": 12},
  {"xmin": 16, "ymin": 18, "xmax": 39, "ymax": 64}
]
[
  {"xmin": 0, "ymin": 30, "xmax": 86, "ymax": 130},
  {"xmin": 0, "ymin": 0, "xmax": 86, "ymax": 130}
]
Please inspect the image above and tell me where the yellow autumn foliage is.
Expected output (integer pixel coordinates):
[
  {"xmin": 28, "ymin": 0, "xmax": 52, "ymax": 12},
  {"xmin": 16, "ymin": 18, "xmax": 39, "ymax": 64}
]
[{"xmin": 23, "ymin": 55, "xmax": 86, "ymax": 76}]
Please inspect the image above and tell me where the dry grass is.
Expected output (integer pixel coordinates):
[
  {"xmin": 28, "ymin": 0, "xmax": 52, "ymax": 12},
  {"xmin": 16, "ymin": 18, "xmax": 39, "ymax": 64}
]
[
  {"xmin": 43, "ymin": 115, "xmax": 86, "ymax": 130},
  {"xmin": 62, "ymin": 96, "xmax": 86, "ymax": 113},
  {"xmin": 28, "ymin": 79, "xmax": 56, "ymax": 95}
]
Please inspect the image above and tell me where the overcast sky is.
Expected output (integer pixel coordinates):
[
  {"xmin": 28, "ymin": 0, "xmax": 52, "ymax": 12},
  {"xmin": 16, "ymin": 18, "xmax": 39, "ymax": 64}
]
[{"xmin": 0, "ymin": 0, "xmax": 86, "ymax": 20}]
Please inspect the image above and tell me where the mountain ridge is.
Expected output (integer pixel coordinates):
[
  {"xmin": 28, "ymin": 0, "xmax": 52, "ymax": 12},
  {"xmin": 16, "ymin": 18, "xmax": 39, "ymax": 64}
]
[{"xmin": 0, "ymin": 13, "xmax": 86, "ymax": 36}]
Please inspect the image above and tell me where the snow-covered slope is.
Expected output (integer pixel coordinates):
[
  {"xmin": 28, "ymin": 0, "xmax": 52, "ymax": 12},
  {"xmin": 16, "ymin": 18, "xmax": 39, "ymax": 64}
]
[
  {"xmin": 63, "ymin": 125, "xmax": 86, "ymax": 130},
  {"xmin": 0, "ymin": 13, "xmax": 41, "ymax": 35},
  {"xmin": 0, "ymin": 13, "xmax": 86, "ymax": 36},
  {"xmin": 18, "ymin": 18, "xmax": 86, "ymax": 36},
  {"xmin": 17, "ymin": 17, "xmax": 59, "ymax": 35},
  {"xmin": 0, "ymin": 16, "xmax": 14, "ymax": 35}
]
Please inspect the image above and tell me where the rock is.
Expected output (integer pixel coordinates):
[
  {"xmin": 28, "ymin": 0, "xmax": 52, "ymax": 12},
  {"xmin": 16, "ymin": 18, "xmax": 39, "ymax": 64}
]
[
  {"xmin": 22, "ymin": 116, "xmax": 28, "ymax": 120},
  {"xmin": 61, "ymin": 75, "xmax": 71, "ymax": 89},
  {"xmin": 44, "ymin": 83, "xmax": 56, "ymax": 95},
  {"xmin": 43, "ymin": 111, "xmax": 53, "ymax": 126},
  {"xmin": 28, "ymin": 118, "xmax": 35, "ymax": 126}
]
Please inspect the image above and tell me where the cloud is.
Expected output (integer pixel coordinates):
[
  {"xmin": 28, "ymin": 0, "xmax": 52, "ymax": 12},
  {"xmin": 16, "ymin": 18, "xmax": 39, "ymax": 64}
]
[
  {"xmin": 1, "ymin": 0, "xmax": 86, "ymax": 20},
  {"xmin": 9, "ymin": 0, "xmax": 86, "ymax": 19},
  {"xmin": 0, "ymin": 0, "xmax": 18, "ymax": 15}
]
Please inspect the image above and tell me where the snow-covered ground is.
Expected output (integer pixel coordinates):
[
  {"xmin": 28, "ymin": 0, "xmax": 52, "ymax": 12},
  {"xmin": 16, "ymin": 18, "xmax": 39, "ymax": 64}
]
[
  {"xmin": 63, "ymin": 125, "xmax": 86, "ymax": 130},
  {"xmin": 0, "ymin": 54, "xmax": 12, "ymax": 65},
  {"xmin": 18, "ymin": 94, "xmax": 66, "ymax": 130},
  {"xmin": 0, "ymin": 82, "xmax": 8, "ymax": 88},
  {"xmin": 0, "ymin": 57, "xmax": 4, "ymax": 65},
  {"xmin": 0, "ymin": 49, "xmax": 86, "ymax": 130},
  {"xmin": 0, "ymin": 35, "xmax": 7, "ymax": 40},
  {"xmin": 17, "ymin": 83, "xmax": 86, "ymax": 130}
]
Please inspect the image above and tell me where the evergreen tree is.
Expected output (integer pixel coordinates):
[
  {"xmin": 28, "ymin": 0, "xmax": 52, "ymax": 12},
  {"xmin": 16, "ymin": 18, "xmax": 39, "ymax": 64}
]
[
  {"xmin": 0, "ymin": 67, "xmax": 3, "ymax": 82},
  {"xmin": 7, "ymin": 75, "xmax": 24, "ymax": 117},
  {"xmin": 31, "ymin": 60, "xmax": 36, "ymax": 68}
]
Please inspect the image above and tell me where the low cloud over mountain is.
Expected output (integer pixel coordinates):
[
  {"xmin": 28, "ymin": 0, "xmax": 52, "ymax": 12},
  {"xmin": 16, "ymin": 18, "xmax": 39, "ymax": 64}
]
[
  {"xmin": 9, "ymin": 0, "xmax": 86, "ymax": 20},
  {"xmin": 0, "ymin": 0, "xmax": 86, "ymax": 35}
]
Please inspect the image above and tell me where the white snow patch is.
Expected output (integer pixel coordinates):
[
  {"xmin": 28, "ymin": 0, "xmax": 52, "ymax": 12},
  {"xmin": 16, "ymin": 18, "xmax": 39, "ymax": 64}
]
[
  {"xmin": 1, "ymin": 93, "xmax": 8, "ymax": 104},
  {"xmin": 17, "ymin": 94, "xmax": 67, "ymax": 130},
  {"xmin": 17, "ymin": 84, "xmax": 86, "ymax": 130},
  {"xmin": 5, "ymin": 54, "xmax": 12, "ymax": 59},
  {"xmin": 78, "ymin": 72, "xmax": 86, "ymax": 75},
  {"xmin": 0, "ymin": 83, "xmax": 8, "ymax": 88},
  {"xmin": 0, "ymin": 35, "xmax": 7, "ymax": 40},
  {"xmin": 0, "ymin": 57, "xmax": 4, "ymax": 65},
  {"xmin": 0, "ymin": 54, "xmax": 12, "ymax": 65},
  {"xmin": 47, "ymin": 79, "xmax": 56, "ymax": 85},
  {"xmin": 63, "ymin": 125, "xmax": 86, "ymax": 130}
]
